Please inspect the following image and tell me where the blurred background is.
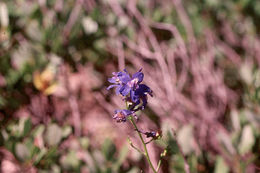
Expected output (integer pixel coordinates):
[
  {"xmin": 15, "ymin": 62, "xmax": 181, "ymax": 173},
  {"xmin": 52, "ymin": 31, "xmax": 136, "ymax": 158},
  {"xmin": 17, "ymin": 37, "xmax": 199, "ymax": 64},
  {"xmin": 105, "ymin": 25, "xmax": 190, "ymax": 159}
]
[{"xmin": 0, "ymin": 0, "xmax": 260, "ymax": 172}]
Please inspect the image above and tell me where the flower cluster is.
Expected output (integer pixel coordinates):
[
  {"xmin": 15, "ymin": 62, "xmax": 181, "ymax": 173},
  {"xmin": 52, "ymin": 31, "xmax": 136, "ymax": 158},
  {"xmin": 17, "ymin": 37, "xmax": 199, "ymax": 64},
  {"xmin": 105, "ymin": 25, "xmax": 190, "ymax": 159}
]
[
  {"xmin": 107, "ymin": 69, "xmax": 153, "ymax": 122},
  {"xmin": 136, "ymin": 129, "xmax": 162, "ymax": 140},
  {"xmin": 143, "ymin": 130, "xmax": 162, "ymax": 140}
]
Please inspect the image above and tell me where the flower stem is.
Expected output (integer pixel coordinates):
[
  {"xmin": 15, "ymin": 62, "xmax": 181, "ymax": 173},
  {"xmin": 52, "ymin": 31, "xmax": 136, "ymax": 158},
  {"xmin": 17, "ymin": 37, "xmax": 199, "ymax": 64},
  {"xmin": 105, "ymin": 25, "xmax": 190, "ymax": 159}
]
[
  {"xmin": 127, "ymin": 136, "xmax": 144, "ymax": 154},
  {"xmin": 129, "ymin": 116, "xmax": 157, "ymax": 173},
  {"xmin": 156, "ymin": 159, "xmax": 162, "ymax": 172}
]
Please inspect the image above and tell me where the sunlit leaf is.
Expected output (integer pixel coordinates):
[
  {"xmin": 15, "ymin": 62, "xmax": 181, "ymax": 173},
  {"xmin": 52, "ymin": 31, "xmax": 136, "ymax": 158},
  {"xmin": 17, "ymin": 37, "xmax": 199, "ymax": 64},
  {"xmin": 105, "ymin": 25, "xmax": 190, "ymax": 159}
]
[
  {"xmin": 44, "ymin": 124, "xmax": 62, "ymax": 146},
  {"xmin": 214, "ymin": 156, "xmax": 229, "ymax": 173},
  {"xmin": 177, "ymin": 125, "xmax": 194, "ymax": 155},
  {"xmin": 15, "ymin": 143, "xmax": 30, "ymax": 161},
  {"xmin": 238, "ymin": 125, "xmax": 255, "ymax": 154},
  {"xmin": 60, "ymin": 150, "xmax": 80, "ymax": 170}
]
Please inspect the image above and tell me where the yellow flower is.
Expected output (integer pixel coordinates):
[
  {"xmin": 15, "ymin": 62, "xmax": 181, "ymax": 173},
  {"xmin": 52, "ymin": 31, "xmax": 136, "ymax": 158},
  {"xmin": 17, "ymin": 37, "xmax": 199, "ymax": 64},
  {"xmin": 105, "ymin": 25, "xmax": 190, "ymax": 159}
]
[{"xmin": 33, "ymin": 67, "xmax": 57, "ymax": 95}]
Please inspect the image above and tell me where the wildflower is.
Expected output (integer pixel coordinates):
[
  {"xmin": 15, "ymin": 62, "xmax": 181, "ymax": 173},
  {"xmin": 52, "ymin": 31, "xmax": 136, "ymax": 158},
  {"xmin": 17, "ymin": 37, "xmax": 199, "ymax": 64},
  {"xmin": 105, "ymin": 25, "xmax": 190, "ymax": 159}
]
[
  {"xmin": 108, "ymin": 68, "xmax": 152, "ymax": 122},
  {"xmin": 107, "ymin": 69, "xmax": 145, "ymax": 96},
  {"xmin": 144, "ymin": 130, "xmax": 162, "ymax": 140},
  {"xmin": 33, "ymin": 66, "xmax": 58, "ymax": 95},
  {"xmin": 130, "ymin": 84, "xmax": 153, "ymax": 110},
  {"xmin": 127, "ymin": 69, "xmax": 144, "ymax": 89},
  {"xmin": 108, "ymin": 68, "xmax": 159, "ymax": 171},
  {"xmin": 107, "ymin": 70, "xmax": 131, "ymax": 95},
  {"xmin": 120, "ymin": 70, "xmax": 143, "ymax": 96},
  {"xmin": 113, "ymin": 109, "xmax": 133, "ymax": 122}
]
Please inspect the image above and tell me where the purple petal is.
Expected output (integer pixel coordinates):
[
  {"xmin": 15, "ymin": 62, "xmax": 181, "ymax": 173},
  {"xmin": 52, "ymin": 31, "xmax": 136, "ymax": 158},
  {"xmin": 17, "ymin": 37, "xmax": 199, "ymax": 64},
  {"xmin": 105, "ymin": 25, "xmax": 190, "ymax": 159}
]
[
  {"xmin": 140, "ymin": 96, "xmax": 148, "ymax": 110},
  {"xmin": 130, "ymin": 90, "xmax": 140, "ymax": 103},
  {"xmin": 108, "ymin": 77, "xmax": 117, "ymax": 83},
  {"xmin": 115, "ymin": 85, "xmax": 123, "ymax": 95},
  {"xmin": 135, "ymin": 84, "xmax": 152, "ymax": 96},
  {"xmin": 122, "ymin": 109, "xmax": 132, "ymax": 115},
  {"xmin": 120, "ymin": 85, "xmax": 131, "ymax": 96},
  {"xmin": 132, "ymin": 71, "xmax": 144, "ymax": 83},
  {"xmin": 107, "ymin": 84, "xmax": 118, "ymax": 90},
  {"xmin": 119, "ymin": 73, "xmax": 131, "ymax": 84},
  {"xmin": 113, "ymin": 109, "xmax": 133, "ymax": 123}
]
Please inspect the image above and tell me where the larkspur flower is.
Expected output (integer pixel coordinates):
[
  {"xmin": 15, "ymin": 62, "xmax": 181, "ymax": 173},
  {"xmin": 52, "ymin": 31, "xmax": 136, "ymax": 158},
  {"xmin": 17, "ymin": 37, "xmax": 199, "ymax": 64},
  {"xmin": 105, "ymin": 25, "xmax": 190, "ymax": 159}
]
[
  {"xmin": 113, "ymin": 109, "xmax": 133, "ymax": 122},
  {"xmin": 108, "ymin": 68, "xmax": 152, "ymax": 122},
  {"xmin": 144, "ymin": 130, "xmax": 162, "ymax": 140},
  {"xmin": 108, "ymin": 68, "xmax": 159, "ymax": 172},
  {"xmin": 107, "ymin": 69, "xmax": 144, "ymax": 96},
  {"xmin": 126, "ymin": 69, "xmax": 144, "ymax": 90},
  {"xmin": 107, "ymin": 70, "xmax": 131, "ymax": 95},
  {"xmin": 130, "ymin": 84, "xmax": 153, "ymax": 110}
]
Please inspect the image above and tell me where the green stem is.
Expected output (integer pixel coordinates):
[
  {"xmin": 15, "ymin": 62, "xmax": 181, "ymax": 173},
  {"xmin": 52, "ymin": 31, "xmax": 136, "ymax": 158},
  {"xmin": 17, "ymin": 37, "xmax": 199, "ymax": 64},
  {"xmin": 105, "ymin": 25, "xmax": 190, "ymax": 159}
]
[
  {"xmin": 129, "ymin": 116, "xmax": 157, "ymax": 173},
  {"xmin": 156, "ymin": 159, "xmax": 162, "ymax": 172},
  {"xmin": 127, "ymin": 137, "xmax": 144, "ymax": 154}
]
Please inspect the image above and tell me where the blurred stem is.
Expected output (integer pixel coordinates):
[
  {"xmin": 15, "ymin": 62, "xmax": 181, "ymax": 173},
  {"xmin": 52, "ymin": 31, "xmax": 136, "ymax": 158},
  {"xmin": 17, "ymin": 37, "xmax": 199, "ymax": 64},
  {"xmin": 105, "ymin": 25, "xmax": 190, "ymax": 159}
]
[
  {"xmin": 127, "ymin": 136, "xmax": 143, "ymax": 154},
  {"xmin": 145, "ymin": 138, "xmax": 154, "ymax": 144},
  {"xmin": 156, "ymin": 149, "xmax": 167, "ymax": 172},
  {"xmin": 129, "ymin": 116, "xmax": 157, "ymax": 173},
  {"xmin": 156, "ymin": 159, "xmax": 162, "ymax": 172}
]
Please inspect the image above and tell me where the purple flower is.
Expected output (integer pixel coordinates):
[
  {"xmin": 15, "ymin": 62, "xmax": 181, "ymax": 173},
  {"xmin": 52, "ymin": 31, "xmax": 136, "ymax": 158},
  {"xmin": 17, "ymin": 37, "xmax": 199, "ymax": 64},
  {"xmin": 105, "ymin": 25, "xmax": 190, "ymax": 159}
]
[
  {"xmin": 144, "ymin": 131, "xmax": 156, "ymax": 138},
  {"xmin": 113, "ymin": 109, "xmax": 133, "ymax": 122},
  {"xmin": 130, "ymin": 84, "xmax": 153, "ymax": 110},
  {"xmin": 127, "ymin": 69, "xmax": 144, "ymax": 89},
  {"xmin": 119, "ymin": 69, "xmax": 144, "ymax": 96},
  {"xmin": 107, "ymin": 69, "xmax": 144, "ymax": 96},
  {"xmin": 144, "ymin": 130, "xmax": 162, "ymax": 139},
  {"xmin": 107, "ymin": 70, "xmax": 131, "ymax": 95},
  {"xmin": 108, "ymin": 68, "xmax": 153, "ymax": 123}
]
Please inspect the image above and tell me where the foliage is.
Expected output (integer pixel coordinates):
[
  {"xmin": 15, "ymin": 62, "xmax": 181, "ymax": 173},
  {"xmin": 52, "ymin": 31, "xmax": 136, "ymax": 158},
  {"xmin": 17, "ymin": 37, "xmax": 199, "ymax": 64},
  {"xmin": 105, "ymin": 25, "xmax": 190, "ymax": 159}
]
[{"xmin": 0, "ymin": 0, "xmax": 259, "ymax": 172}]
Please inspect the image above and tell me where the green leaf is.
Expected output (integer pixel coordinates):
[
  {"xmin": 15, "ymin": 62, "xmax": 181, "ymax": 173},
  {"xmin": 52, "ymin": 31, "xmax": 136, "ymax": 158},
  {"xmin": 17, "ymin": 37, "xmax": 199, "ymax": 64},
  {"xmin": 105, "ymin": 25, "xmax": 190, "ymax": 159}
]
[
  {"xmin": 51, "ymin": 164, "xmax": 61, "ymax": 173},
  {"xmin": 113, "ymin": 144, "xmax": 128, "ymax": 171},
  {"xmin": 177, "ymin": 125, "xmax": 194, "ymax": 154},
  {"xmin": 117, "ymin": 145, "xmax": 128, "ymax": 164},
  {"xmin": 60, "ymin": 150, "xmax": 80, "ymax": 170},
  {"xmin": 238, "ymin": 125, "xmax": 255, "ymax": 154},
  {"xmin": 189, "ymin": 154, "xmax": 198, "ymax": 173},
  {"xmin": 127, "ymin": 167, "xmax": 139, "ymax": 173},
  {"xmin": 167, "ymin": 132, "xmax": 179, "ymax": 155},
  {"xmin": 24, "ymin": 138, "xmax": 35, "ymax": 159},
  {"xmin": 0, "ymin": 132, "xmax": 4, "ymax": 146},
  {"xmin": 15, "ymin": 143, "xmax": 30, "ymax": 161},
  {"xmin": 80, "ymin": 137, "xmax": 89, "ymax": 149},
  {"xmin": 32, "ymin": 124, "xmax": 45, "ymax": 137},
  {"xmin": 102, "ymin": 138, "xmax": 116, "ymax": 161},
  {"xmin": 214, "ymin": 156, "xmax": 229, "ymax": 173},
  {"xmin": 23, "ymin": 118, "xmax": 32, "ymax": 136},
  {"xmin": 62, "ymin": 126, "xmax": 72, "ymax": 138},
  {"xmin": 11, "ymin": 117, "xmax": 31, "ymax": 137},
  {"xmin": 171, "ymin": 154, "xmax": 185, "ymax": 172},
  {"xmin": 44, "ymin": 124, "xmax": 62, "ymax": 146},
  {"xmin": 0, "ymin": 96, "xmax": 6, "ymax": 107},
  {"xmin": 34, "ymin": 148, "xmax": 47, "ymax": 164}
]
